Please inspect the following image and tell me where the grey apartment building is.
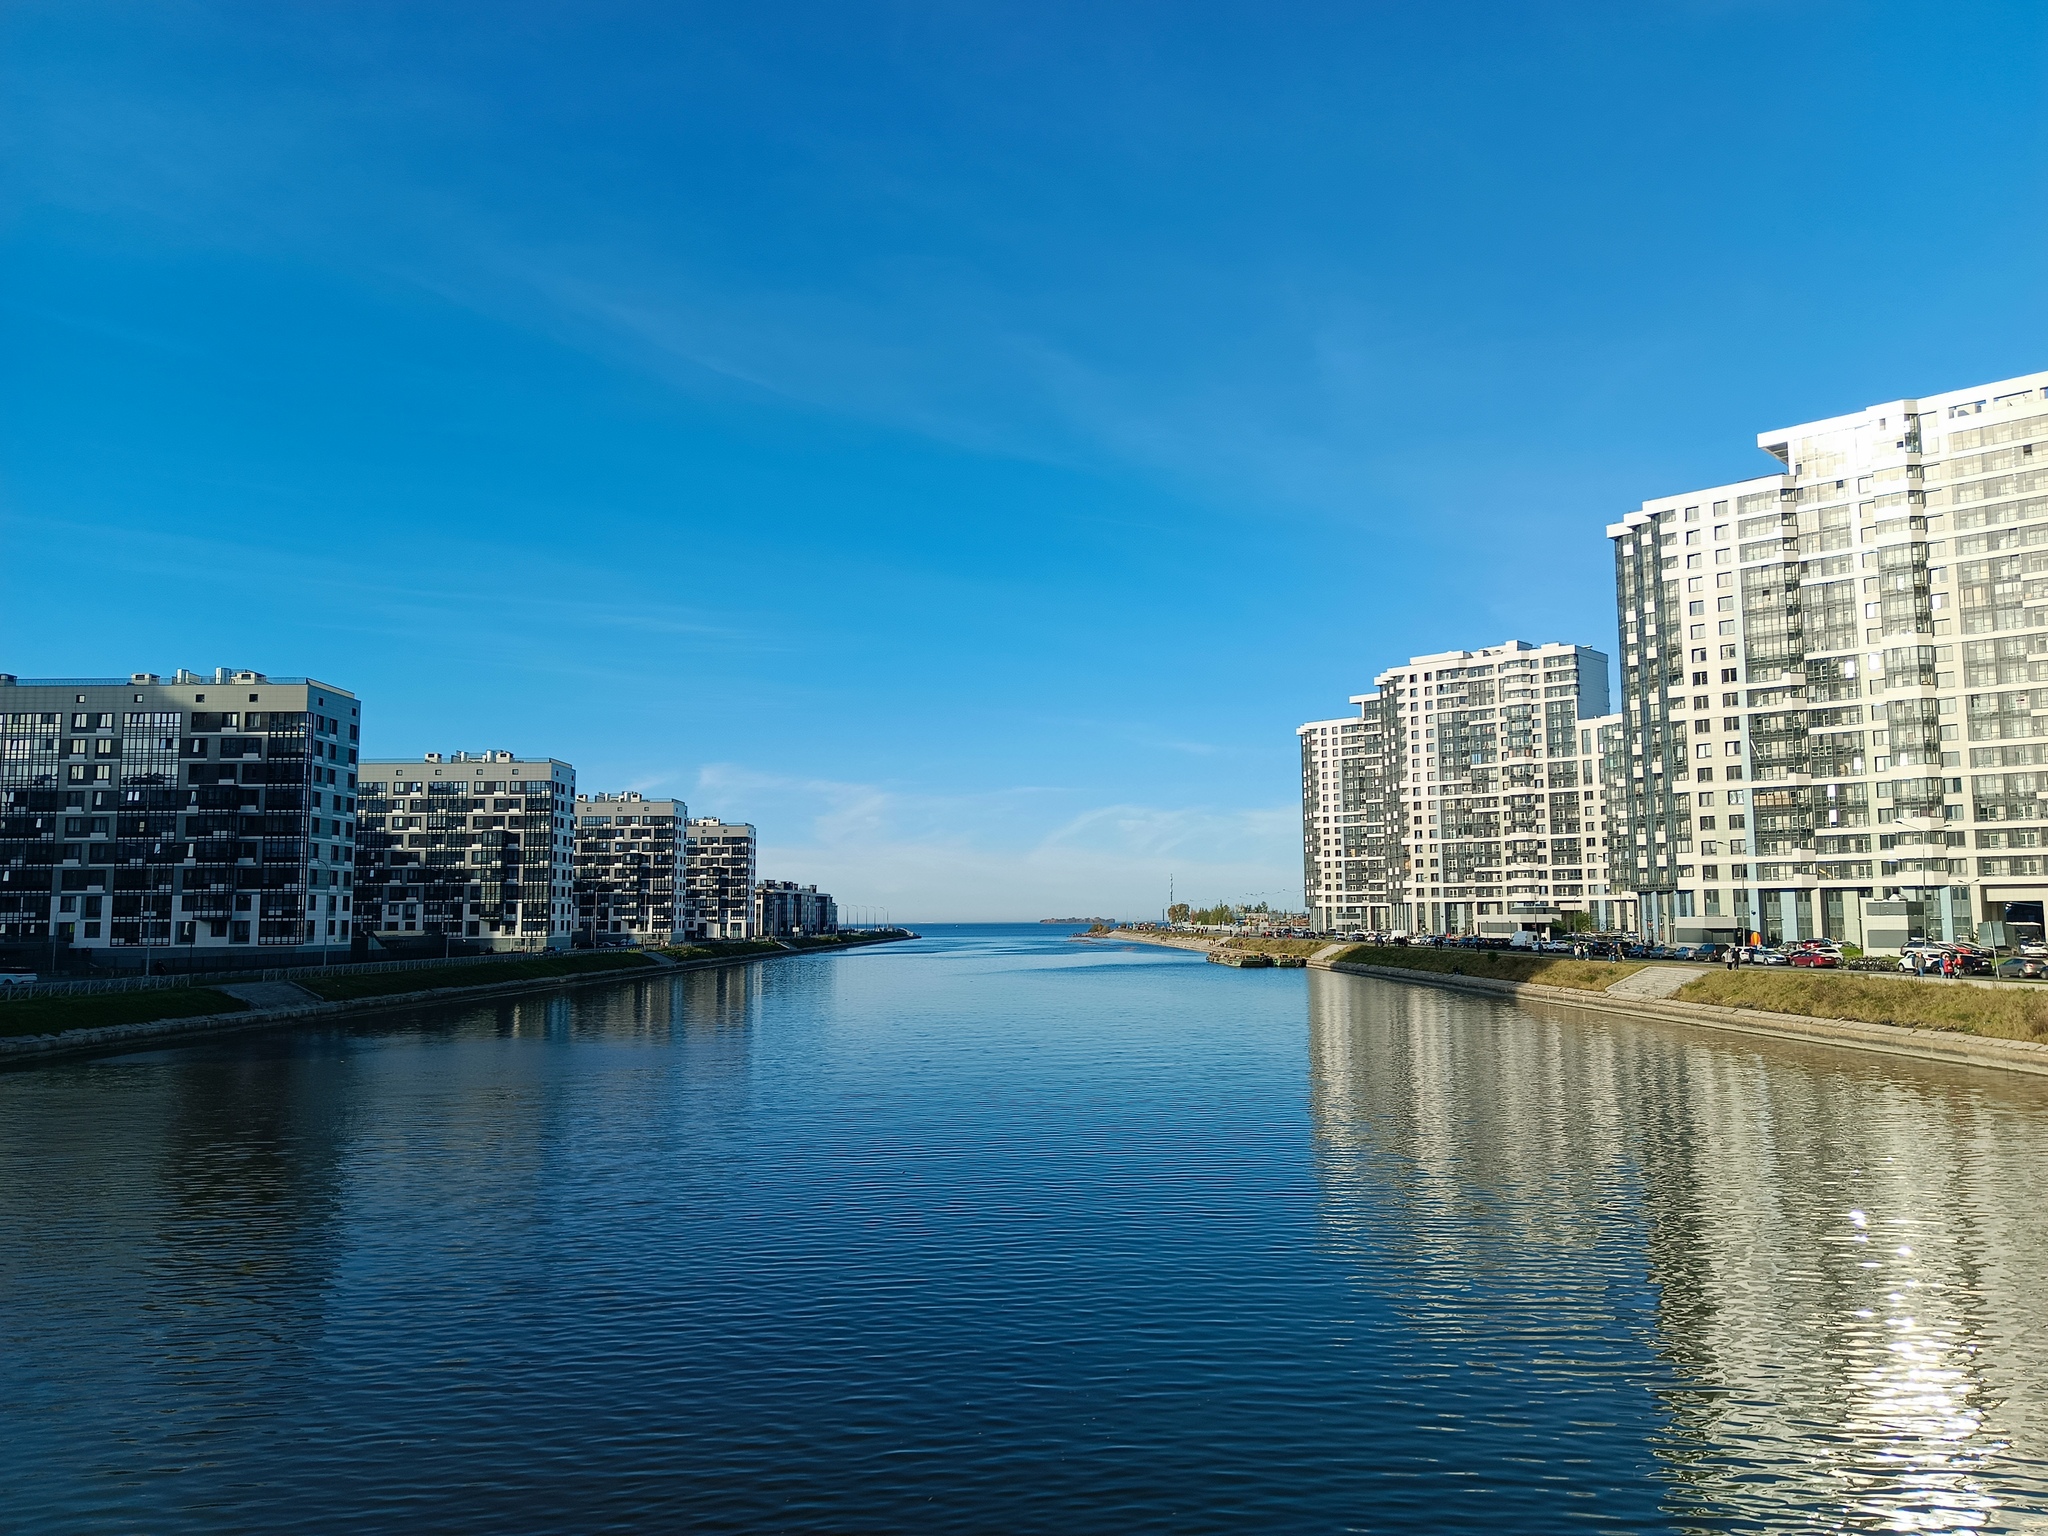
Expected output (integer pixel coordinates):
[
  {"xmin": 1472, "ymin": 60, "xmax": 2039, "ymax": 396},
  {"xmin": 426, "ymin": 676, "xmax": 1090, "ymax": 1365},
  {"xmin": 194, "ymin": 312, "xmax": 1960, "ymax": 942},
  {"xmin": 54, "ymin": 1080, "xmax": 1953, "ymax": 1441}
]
[
  {"xmin": 1610, "ymin": 368, "xmax": 2048, "ymax": 950},
  {"xmin": 685, "ymin": 818, "xmax": 757, "ymax": 939},
  {"xmin": 755, "ymin": 879, "xmax": 836, "ymax": 938},
  {"xmin": 573, "ymin": 791, "xmax": 686, "ymax": 944},
  {"xmin": 355, "ymin": 752, "xmax": 577, "ymax": 950},
  {"xmin": 0, "ymin": 668, "xmax": 360, "ymax": 965}
]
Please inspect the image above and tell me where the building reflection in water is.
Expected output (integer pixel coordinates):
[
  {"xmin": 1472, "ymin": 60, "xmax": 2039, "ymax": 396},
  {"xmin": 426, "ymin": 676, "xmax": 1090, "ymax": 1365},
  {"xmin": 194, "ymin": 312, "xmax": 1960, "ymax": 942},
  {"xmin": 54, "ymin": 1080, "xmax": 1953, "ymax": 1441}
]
[
  {"xmin": 1305, "ymin": 970, "xmax": 2048, "ymax": 1531},
  {"xmin": 0, "ymin": 958, "xmax": 796, "ymax": 1510}
]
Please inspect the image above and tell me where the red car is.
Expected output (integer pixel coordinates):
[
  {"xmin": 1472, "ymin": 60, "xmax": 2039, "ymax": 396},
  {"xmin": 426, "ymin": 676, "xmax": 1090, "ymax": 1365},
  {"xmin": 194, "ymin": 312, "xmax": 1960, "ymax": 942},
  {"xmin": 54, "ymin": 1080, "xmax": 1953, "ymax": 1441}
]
[{"xmin": 1789, "ymin": 949, "xmax": 1840, "ymax": 968}]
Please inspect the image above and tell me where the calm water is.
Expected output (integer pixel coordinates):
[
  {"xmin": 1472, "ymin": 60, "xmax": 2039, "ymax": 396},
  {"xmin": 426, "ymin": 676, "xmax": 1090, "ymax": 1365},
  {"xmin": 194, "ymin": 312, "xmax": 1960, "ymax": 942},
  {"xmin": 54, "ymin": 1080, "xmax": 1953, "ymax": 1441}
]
[{"xmin": 4, "ymin": 925, "xmax": 2048, "ymax": 1533}]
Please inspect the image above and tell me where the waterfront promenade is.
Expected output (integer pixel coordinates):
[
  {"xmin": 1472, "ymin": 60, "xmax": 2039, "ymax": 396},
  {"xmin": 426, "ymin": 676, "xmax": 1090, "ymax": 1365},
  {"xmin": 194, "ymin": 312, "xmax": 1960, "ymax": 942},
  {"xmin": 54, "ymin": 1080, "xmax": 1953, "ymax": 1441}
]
[
  {"xmin": 1098, "ymin": 928, "xmax": 2048, "ymax": 1079},
  {"xmin": 3, "ymin": 923, "xmax": 2045, "ymax": 1531}
]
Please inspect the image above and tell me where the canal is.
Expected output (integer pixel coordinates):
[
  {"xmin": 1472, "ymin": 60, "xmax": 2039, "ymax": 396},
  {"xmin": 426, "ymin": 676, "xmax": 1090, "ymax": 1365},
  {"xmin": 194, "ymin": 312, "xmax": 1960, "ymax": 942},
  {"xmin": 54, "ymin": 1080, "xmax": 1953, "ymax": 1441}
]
[{"xmin": 3, "ymin": 924, "xmax": 2045, "ymax": 1532}]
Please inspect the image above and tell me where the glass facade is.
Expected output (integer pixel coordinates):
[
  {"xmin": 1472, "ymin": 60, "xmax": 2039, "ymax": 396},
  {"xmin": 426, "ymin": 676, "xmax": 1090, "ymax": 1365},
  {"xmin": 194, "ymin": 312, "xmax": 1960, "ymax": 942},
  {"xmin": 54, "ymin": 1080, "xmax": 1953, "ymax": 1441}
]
[
  {"xmin": 355, "ymin": 758, "xmax": 576, "ymax": 951},
  {"xmin": 0, "ymin": 673, "xmax": 359, "ymax": 962},
  {"xmin": 573, "ymin": 793, "xmax": 685, "ymax": 942}
]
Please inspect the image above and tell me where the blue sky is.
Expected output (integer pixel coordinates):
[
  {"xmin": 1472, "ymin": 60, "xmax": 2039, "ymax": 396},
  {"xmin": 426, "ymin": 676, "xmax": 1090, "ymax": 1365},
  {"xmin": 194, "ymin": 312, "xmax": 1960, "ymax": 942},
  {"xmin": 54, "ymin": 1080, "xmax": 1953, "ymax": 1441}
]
[{"xmin": 4, "ymin": 3, "xmax": 2045, "ymax": 920}]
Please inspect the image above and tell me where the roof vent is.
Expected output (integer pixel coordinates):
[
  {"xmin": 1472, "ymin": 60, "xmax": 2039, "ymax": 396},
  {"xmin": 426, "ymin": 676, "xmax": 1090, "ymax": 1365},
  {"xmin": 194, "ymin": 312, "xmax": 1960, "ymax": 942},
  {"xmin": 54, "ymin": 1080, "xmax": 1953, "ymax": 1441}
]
[
  {"xmin": 130, "ymin": 672, "xmax": 160, "ymax": 685},
  {"xmin": 423, "ymin": 752, "xmax": 444, "ymax": 763},
  {"xmin": 0, "ymin": 674, "xmax": 15, "ymax": 686},
  {"xmin": 173, "ymin": 669, "xmax": 203, "ymax": 684},
  {"xmin": 231, "ymin": 671, "xmax": 266, "ymax": 684},
  {"xmin": 492, "ymin": 750, "xmax": 514, "ymax": 762}
]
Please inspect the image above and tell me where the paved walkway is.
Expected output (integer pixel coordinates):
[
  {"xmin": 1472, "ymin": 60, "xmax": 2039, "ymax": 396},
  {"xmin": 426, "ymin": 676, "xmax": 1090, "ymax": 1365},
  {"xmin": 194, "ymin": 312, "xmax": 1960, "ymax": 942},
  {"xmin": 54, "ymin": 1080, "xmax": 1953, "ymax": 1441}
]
[
  {"xmin": 1603, "ymin": 965, "xmax": 1711, "ymax": 1000},
  {"xmin": 217, "ymin": 981, "xmax": 322, "ymax": 1008}
]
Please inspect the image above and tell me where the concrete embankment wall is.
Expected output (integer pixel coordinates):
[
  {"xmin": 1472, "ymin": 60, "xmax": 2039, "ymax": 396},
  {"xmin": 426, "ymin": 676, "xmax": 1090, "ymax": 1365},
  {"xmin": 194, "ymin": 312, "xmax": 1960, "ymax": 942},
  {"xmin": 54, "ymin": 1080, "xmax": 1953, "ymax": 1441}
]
[
  {"xmin": 1, "ymin": 938, "xmax": 911, "ymax": 1068},
  {"xmin": 1310, "ymin": 957, "xmax": 2048, "ymax": 1080}
]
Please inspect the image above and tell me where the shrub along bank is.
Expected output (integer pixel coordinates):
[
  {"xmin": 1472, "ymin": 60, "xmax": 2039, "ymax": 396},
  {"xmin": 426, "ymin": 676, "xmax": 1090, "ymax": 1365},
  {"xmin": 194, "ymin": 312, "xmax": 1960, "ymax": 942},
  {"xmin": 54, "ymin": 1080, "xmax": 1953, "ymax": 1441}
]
[
  {"xmin": 1329, "ymin": 945, "xmax": 1651, "ymax": 993},
  {"xmin": 1674, "ymin": 969, "xmax": 2048, "ymax": 1043}
]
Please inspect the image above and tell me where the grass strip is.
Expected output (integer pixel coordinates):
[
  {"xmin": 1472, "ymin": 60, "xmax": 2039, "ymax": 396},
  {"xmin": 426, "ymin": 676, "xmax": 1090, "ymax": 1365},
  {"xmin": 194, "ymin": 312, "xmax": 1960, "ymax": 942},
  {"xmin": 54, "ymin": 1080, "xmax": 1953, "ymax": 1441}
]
[
  {"xmin": 656, "ymin": 939, "xmax": 788, "ymax": 962},
  {"xmin": 297, "ymin": 951, "xmax": 656, "ymax": 1002},
  {"xmin": 0, "ymin": 987, "xmax": 250, "ymax": 1040},
  {"xmin": 1674, "ymin": 969, "xmax": 2048, "ymax": 1042},
  {"xmin": 1328, "ymin": 944, "xmax": 1650, "ymax": 993},
  {"xmin": 1214, "ymin": 938, "xmax": 1329, "ymax": 957}
]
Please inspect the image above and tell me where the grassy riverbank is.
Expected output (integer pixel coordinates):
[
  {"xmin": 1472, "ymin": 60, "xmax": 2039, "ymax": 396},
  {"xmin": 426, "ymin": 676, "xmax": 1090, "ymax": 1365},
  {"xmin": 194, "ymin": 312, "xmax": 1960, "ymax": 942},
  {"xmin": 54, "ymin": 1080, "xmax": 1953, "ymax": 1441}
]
[
  {"xmin": 1329, "ymin": 944, "xmax": 1651, "ymax": 993},
  {"xmin": 0, "ymin": 987, "xmax": 250, "ymax": 1039},
  {"xmin": 1673, "ymin": 970, "xmax": 2048, "ymax": 1042},
  {"xmin": 297, "ymin": 950, "xmax": 656, "ymax": 1002},
  {"xmin": 657, "ymin": 939, "xmax": 787, "ymax": 962},
  {"xmin": 1, "ymin": 937, "xmax": 913, "ymax": 1055},
  {"xmin": 1217, "ymin": 937, "xmax": 1328, "ymax": 957}
]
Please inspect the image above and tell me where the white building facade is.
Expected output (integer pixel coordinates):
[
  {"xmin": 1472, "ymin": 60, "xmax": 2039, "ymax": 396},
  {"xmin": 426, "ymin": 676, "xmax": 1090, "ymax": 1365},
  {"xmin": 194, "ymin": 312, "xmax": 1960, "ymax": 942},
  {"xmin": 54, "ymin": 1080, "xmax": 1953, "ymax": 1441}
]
[
  {"xmin": 1299, "ymin": 640, "xmax": 1614, "ymax": 937},
  {"xmin": 1298, "ymin": 695, "xmax": 1397, "ymax": 933},
  {"xmin": 1382, "ymin": 641, "xmax": 1612, "ymax": 938},
  {"xmin": 1608, "ymin": 368, "xmax": 2048, "ymax": 951}
]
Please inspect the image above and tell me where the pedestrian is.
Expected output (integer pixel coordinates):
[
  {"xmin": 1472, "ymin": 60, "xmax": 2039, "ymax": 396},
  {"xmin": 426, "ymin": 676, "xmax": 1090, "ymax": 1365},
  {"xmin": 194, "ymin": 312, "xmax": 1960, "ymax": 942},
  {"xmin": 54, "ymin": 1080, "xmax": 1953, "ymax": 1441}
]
[{"xmin": 1725, "ymin": 944, "xmax": 1738, "ymax": 972}]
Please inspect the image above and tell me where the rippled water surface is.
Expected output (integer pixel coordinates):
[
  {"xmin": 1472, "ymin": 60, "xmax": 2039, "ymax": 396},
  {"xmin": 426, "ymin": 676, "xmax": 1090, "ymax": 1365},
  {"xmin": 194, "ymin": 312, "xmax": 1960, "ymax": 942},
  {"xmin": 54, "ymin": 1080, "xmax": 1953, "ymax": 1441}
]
[{"xmin": 5, "ymin": 925, "xmax": 2048, "ymax": 1533}]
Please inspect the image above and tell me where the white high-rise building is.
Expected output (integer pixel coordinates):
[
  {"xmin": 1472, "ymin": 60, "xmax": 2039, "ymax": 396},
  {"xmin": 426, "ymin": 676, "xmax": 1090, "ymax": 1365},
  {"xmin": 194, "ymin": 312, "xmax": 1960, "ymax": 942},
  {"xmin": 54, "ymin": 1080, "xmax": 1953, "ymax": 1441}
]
[
  {"xmin": 1298, "ymin": 696, "xmax": 1397, "ymax": 933},
  {"xmin": 1608, "ymin": 367, "xmax": 2048, "ymax": 951},
  {"xmin": 1299, "ymin": 639, "xmax": 1613, "ymax": 937}
]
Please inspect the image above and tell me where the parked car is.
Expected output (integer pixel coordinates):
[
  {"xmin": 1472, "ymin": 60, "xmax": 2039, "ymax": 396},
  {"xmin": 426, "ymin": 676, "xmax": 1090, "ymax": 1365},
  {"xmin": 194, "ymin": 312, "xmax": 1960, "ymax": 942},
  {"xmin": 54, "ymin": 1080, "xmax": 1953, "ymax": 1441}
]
[
  {"xmin": 1995, "ymin": 956, "xmax": 2048, "ymax": 980},
  {"xmin": 1897, "ymin": 941, "xmax": 1950, "ymax": 972},
  {"xmin": 1789, "ymin": 949, "xmax": 1840, "ymax": 968},
  {"xmin": 1746, "ymin": 947, "xmax": 1791, "ymax": 966},
  {"xmin": 0, "ymin": 968, "xmax": 36, "ymax": 987}
]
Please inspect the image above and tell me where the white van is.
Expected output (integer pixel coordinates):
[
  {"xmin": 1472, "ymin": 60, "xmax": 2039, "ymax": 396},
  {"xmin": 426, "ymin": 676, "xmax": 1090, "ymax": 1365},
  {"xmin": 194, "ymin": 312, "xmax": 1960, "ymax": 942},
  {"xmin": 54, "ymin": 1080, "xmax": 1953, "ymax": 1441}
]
[{"xmin": 1508, "ymin": 931, "xmax": 1542, "ymax": 951}]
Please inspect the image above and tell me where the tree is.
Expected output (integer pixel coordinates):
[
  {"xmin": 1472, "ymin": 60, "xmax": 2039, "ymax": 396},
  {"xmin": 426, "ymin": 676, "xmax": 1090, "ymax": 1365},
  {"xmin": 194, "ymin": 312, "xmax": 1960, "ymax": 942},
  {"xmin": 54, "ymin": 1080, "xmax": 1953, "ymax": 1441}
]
[
  {"xmin": 1167, "ymin": 903, "xmax": 1191, "ymax": 924},
  {"xmin": 1559, "ymin": 910, "xmax": 1596, "ymax": 935}
]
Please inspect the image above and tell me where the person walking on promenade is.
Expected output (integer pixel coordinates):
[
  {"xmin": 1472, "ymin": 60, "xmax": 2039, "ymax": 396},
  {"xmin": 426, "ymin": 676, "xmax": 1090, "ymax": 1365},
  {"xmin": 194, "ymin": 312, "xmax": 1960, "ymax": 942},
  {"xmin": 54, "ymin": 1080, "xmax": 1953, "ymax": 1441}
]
[{"xmin": 1725, "ymin": 945, "xmax": 1739, "ymax": 972}]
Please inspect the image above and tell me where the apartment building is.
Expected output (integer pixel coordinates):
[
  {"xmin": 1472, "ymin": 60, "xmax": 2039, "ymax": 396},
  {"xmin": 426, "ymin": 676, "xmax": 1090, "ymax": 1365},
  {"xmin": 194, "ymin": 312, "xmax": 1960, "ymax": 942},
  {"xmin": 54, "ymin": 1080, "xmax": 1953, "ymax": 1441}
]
[
  {"xmin": 1608, "ymin": 367, "xmax": 2048, "ymax": 950},
  {"xmin": 755, "ymin": 880, "xmax": 837, "ymax": 938},
  {"xmin": 1584, "ymin": 713, "xmax": 1637, "ymax": 932},
  {"xmin": 1382, "ymin": 641, "xmax": 1612, "ymax": 937},
  {"xmin": 685, "ymin": 818, "xmax": 757, "ymax": 939},
  {"xmin": 355, "ymin": 752, "xmax": 577, "ymax": 951},
  {"xmin": 573, "ymin": 792, "xmax": 686, "ymax": 944},
  {"xmin": 0, "ymin": 668, "xmax": 360, "ymax": 965},
  {"xmin": 1299, "ymin": 641, "xmax": 1614, "ymax": 936},
  {"xmin": 1299, "ymin": 697, "xmax": 1398, "ymax": 933}
]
